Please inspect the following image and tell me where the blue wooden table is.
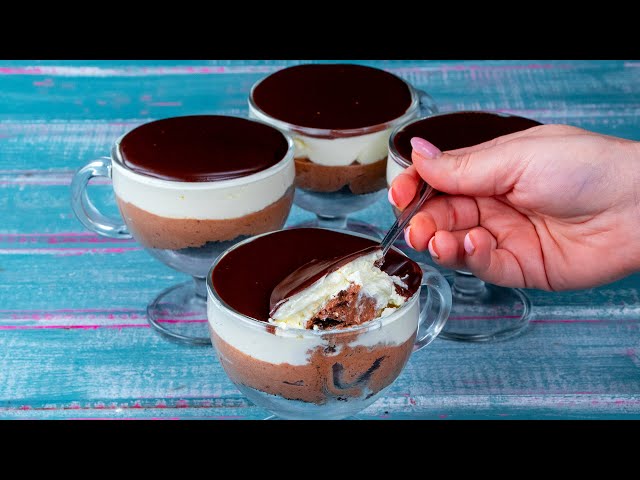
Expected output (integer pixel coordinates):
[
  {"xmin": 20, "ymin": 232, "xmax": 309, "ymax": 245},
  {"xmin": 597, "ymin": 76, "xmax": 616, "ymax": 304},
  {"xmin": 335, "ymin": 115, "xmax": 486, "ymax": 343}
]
[{"xmin": 1, "ymin": 60, "xmax": 639, "ymax": 419}]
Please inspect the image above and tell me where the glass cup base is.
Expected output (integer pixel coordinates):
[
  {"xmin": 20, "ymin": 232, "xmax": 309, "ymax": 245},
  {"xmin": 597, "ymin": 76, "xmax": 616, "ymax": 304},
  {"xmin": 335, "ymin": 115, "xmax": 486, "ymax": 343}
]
[
  {"xmin": 291, "ymin": 186, "xmax": 386, "ymax": 239},
  {"xmin": 289, "ymin": 218, "xmax": 384, "ymax": 239},
  {"xmin": 439, "ymin": 272, "xmax": 531, "ymax": 342},
  {"xmin": 263, "ymin": 414, "xmax": 363, "ymax": 420},
  {"xmin": 234, "ymin": 383, "xmax": 384, "ymax": 420},
  {"xmin": 146, "ymin": 280, "xmax": 211, "ymax": 346}
]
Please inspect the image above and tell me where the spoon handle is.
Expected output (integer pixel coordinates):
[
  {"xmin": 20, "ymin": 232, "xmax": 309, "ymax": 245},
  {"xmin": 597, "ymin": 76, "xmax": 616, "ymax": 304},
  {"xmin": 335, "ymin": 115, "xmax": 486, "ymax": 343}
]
[{"xmin": 381, "ymin": 181, "xmax": 436, "ymax": 255}]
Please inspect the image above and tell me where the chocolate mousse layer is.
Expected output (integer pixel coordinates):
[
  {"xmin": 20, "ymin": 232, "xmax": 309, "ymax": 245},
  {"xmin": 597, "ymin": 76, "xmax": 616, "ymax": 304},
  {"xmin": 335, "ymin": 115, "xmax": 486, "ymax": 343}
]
[
  {"xmin": 295, "ymin": 156, "xmax": 387, "ymax": 194},
  {"xmin": 211, "ymin": 329, "xmax": 415, "ymax": 405},
  {"xmin": 116, "ymin": 188, "xmax": 294, "ymax": 250},
  {"xmin": 306, "ymin": 284, "xmax": 378, "ymax": 330},
  {"xmin": 251, "ymin": 64, "xmax": 413, "ymax": 130}
]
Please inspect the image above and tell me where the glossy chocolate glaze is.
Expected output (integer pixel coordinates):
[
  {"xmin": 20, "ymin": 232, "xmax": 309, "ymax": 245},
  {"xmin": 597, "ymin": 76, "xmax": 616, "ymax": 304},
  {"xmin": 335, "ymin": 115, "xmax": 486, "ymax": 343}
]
[
  {"xmin": 269, "ymin": 245, "xmax": 382, "ymax": 315},
  {"xmin": 119, "ymin": 115, "xmax": 289, "ymax": 182},
  {"xmin": 212, "ymin": 229, "xmax": 422, "ymax": 322},
  {"xmin": 393, "ymin": 111, "xmax": 542, "ymax": 163},
  {"xmin": 252, "ymin": 64, "xmax": 413, "ymax": 131}
]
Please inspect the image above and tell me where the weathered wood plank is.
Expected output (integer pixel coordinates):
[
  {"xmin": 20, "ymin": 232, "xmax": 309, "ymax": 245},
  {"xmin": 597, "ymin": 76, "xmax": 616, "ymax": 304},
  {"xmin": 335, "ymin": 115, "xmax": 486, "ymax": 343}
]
[{"xmin": 0, "ymin": 320, "xmax": 638, "ymax": 419}]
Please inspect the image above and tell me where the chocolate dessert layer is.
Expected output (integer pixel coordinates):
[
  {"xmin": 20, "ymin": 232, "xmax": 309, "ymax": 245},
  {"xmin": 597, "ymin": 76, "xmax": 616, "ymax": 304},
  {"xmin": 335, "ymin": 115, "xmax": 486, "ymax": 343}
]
[
  {"xmin": 295, "ymin": 156, "xmax": 387, "ymax": 194},
  {"xmin": 306, "ymin": 284, "xmax": 378, "ymax": 330},
  {"xmin": 212, "ymin": 228, "xmax": 422, "ymax": 323},
  {"xmin": 211, "ymin": 329, "xmax": 415, "ymax": 405},
  {"xmin": 116, "ymin": 189, "xmax": 294, "ymax": 250},
  {"xmin": 270, "ymin": 245, "xmax": 384, "ymax": 315},
  {"xmin": 392, "ymin": 111, "xmax": 542, "ymax": 164},
  {"xmin": 118, "ymin": 115, "xmax": 290, "ymax": 182},
  {"xmin": 251, "ymin": 64, "xmax": 413, "ymax": 130}
]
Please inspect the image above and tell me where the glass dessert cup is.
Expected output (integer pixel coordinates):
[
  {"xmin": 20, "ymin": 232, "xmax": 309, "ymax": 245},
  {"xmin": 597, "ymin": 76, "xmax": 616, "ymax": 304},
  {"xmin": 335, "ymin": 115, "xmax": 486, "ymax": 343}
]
[
  {"xmin": 248, "ymin": 69, "xmax": 438, "ymax": 239},
  {"xmin": 387, "ymin": 112, "xmax": 541, "ymax": 342},
  {"xmin": 71, "ymin": 121, "xmax": 295, "ymax": 346},
  {"xmin": 206, "ymin": 229, "xmax": 452, "ymax": 420}
]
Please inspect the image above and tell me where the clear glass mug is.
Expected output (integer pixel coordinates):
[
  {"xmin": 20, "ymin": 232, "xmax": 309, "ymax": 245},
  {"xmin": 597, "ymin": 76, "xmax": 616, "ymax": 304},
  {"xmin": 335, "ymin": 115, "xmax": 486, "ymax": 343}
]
[
  {"xmin": 70, "ymin": 120, "xmax": 296, "ymax": 345},
  {"xmin": 386, "ymin": 112, "xmax": 541, "ymax": 342},
  {"xmin": 248, "ymin": 74, "xmax": 438, "ymax": 239},
  {"xmin": 206, "ymin": 230, "xmax": 452, "ymax": 420}
]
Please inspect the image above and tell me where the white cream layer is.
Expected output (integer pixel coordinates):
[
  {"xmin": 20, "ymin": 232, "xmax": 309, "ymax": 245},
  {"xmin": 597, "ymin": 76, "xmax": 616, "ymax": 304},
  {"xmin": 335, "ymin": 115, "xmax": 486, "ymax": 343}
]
[
  {"xmin": 248, "ymin": 106, "xmax": 411, "ymax": 167},
  {"xmin": 270, "ymin": 250, "xmax": 408, "ymax": 330},
  {"xmin": 291, "ymin": 129, "xmax": 391, "ymax": 166},
  {"xmin": 111, "ymin": 153, "xmax": 295, "ymax": 220}
]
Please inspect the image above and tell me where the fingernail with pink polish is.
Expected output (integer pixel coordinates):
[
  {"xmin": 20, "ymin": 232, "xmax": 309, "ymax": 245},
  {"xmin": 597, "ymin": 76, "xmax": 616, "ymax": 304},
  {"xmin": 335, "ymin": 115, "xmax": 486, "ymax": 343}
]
[
  {"xmin": 411, "ymin": 137, "xmax": 442, "ymax": 159},
  {"xmin": 387, "ymin": 188, "xmax": 398, "ymax": 208},
  {"xmin": 464, "ymin": 233, "xmax": 475, "ymax": 255},
  {"xmin": 404, "ymin": 226, "xmax": 415, "ymax": 249},
  {"xmin": 428, "ymin": 236, "xmax": 439, "ymax": 259}
]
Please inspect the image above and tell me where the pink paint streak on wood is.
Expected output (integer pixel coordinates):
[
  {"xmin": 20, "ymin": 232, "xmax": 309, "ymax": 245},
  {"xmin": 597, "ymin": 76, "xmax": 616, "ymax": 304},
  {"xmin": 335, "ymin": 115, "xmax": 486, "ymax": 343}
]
[
  {"xmin": 8, "ymin": 63, "xmax": 575, "ymax": 78},
  {"xmin": 531, "ymin": 319, "xmax": 631, "ymax": 324},
  {"xmin": 0, "ymin": 307, "xmax": 143, "ymax": 313},
  {"xmin": 390, "ymin": 63, "xmax": 574, "ymax": 74},
  {"xmin": 0, "ymin": 401, "xmax": 235, "ymax": 412},
  {"xmin": 0, "ymin": 67, "xmax": 44, "ymax": 74},
  {"xmin": 0, "ymin": 324, "xmax": 150, "ymax": 330},
  {"xmin": 0, "ymin": 247, "xmax": 142, "ymax": 256},
  {"xmin": 4, "ymin": 311, "xmax": 146, "ymax": 321},
  {"xmin": 0, "ymin": 319, "xmax": 208, "ymax": 330},
  {"xmin": 0, "ymin": 65, "xmax": 280, "ymax": 77},
  {"xmin": 624, "ymin": 348, "xmax": 640, "ymax": 368},
  {"xmin": 155, "ymin": 319, "xmax": 207, "ymax": 324},
  {"xmin": 33, "ymin": 78, "xmax": 54, "ymax": 87},
  {"xmin": 0, "ymin": 232, "xmax": 135, "ymax": 244},
  {"xmin": 0, "ymin": 172, "xmax": 111, "ymax": 186},
  {"xmin": 149, "ymin": 101, "xmax": 183, "ymax": 107}
]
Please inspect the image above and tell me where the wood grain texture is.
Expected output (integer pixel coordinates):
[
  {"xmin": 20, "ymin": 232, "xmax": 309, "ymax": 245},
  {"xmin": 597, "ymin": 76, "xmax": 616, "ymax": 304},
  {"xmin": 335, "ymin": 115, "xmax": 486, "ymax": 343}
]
[{"xmin": 1, "ymin": 60, "xmax": 639, "ymax": 419}]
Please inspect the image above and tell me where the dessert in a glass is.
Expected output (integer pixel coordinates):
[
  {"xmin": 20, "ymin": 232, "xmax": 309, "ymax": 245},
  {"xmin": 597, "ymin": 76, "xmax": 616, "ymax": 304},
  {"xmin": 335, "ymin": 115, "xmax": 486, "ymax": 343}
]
[
  {"xmin": 207, "ymin": 228, "xmax": 451, "ymax": 419},
  {"xmin": 248, "ymin": 63, "xmax": 437, "ymax": 238},
  {"xmin": 71, "ymin": 115, "xmax": 295, "ymax": 345},
  {"xmin": 387, "ymin": 111, "xmax": 542, "ymax": 342}
]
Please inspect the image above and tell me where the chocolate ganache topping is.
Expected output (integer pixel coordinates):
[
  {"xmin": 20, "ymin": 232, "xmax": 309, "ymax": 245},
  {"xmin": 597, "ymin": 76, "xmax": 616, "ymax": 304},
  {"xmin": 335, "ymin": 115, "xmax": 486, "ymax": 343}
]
[
  {"xmin": 211, "ymin": 228, "xmax": 421, "ymax": 322},
  {"xmin": 252, "ymin": 64, "xmax": 413, "ymax": 131},
  {"xmin": 119, "ymin": 115, "xmax": 289, "ymax": 182},
  {"xmin": 393, "ymin": 111, "xmax": 542, "ymax": 163}
]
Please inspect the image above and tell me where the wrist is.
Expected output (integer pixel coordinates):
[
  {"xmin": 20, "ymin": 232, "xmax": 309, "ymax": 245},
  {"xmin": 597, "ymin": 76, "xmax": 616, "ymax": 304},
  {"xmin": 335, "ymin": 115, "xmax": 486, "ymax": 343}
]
[{"xmin": 629, "ymin": 141, "xmax": 640, "ymax": 271}]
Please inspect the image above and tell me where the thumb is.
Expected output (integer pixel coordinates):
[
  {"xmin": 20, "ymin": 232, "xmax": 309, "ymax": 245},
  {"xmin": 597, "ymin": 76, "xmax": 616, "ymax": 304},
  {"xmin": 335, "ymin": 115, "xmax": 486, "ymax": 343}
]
[{"xmin": 410, "ymin": 137, "xmax": 526, "ymax": 197}]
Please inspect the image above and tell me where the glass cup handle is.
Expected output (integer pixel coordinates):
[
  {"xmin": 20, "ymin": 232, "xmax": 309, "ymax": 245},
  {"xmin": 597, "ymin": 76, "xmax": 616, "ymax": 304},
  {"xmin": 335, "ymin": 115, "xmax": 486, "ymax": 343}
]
[
  {"xmin": 415, "ymin": 88, "xmax": 439, "ymax": 117},
  {"xmin": 413, "ymin": 262, "xmax": 452, "ymax": 352},
  {"xmin": 70, "ymin": 157, "xmax": 132, "ymax": 239}
]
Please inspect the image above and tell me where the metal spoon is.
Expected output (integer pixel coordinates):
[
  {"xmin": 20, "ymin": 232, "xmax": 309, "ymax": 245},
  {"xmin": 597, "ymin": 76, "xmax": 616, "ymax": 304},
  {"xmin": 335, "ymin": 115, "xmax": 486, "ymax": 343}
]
[
  {"xmin": 269, "ymin": 181, "xmax": 436, "ymax": 313},
  {"xmin": 379, "ymin": 180, "xmax": 436, "ymax": 255}
]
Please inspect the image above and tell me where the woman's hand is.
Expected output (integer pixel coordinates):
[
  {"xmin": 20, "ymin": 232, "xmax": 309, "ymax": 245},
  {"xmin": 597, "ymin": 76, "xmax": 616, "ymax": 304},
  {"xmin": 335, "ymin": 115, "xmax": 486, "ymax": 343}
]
[{"xmin": 388, "ymin": 124, "xmax": 640, "ymax": 291}]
